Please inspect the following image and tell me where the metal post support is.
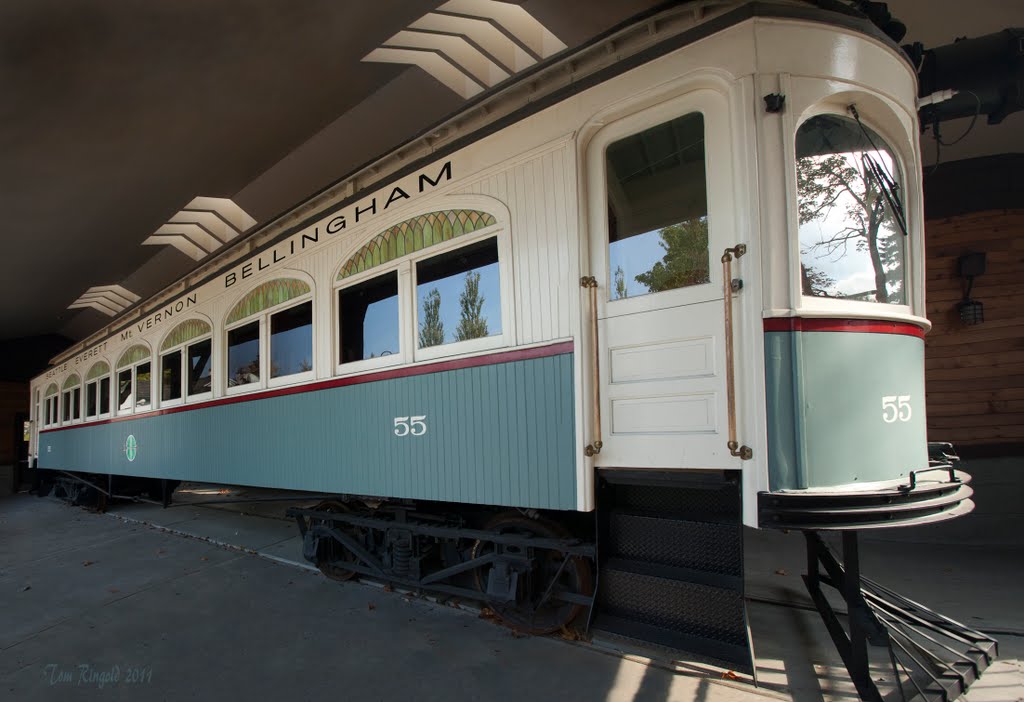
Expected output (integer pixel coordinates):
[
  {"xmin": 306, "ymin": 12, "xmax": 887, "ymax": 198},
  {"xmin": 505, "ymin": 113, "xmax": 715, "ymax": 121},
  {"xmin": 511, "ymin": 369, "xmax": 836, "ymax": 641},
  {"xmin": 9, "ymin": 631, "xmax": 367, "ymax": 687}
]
[{"xmin": 802, "ymin": 531, "xmax": 887, "ymax": 702}]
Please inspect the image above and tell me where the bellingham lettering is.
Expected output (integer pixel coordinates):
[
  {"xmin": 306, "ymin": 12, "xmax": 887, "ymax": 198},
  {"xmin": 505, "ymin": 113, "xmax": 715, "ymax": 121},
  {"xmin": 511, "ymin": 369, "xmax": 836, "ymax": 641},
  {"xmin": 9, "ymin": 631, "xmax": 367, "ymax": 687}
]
[{"xmin": 224, "ymin": 160, "xmax": 452, "ymax": 288}]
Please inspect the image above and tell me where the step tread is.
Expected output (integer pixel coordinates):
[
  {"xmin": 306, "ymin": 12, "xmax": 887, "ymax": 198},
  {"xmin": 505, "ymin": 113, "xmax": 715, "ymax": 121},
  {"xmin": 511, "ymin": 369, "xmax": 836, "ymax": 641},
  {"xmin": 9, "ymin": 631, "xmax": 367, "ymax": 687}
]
[{"xmin": 601, "ymin": 556, "xmax": 743, "ymax": 591}]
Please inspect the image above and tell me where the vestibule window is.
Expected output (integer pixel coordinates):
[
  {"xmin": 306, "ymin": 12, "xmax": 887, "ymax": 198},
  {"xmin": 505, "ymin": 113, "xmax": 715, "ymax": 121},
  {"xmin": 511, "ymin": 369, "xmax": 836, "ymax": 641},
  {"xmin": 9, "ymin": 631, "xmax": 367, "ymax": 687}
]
[
  {"xmin": 225, "ymin": 278, "xmax": 314, "ymax": 391},
  {"xmin": 605, "ymin": 111, "xmax": 710, "ymax": 301},
  {"xmin": 795, "ymin": 113, "xmax": 906, "ymax": 304},
  {"xmin": 160, "ymin": 319, "xmax": 213, "ymax": 404},
  {"xmin": 85, "ymin": 361, "xmax": 111, "ymax": 419},
  {"xmin": 115, "ymin": 345, "xmax": 152, "ymax": 413}
]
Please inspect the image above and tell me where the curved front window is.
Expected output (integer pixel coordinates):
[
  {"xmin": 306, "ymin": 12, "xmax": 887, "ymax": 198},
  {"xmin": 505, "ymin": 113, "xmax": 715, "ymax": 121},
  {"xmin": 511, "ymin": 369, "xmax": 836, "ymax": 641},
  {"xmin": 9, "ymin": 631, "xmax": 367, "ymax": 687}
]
[{"xmin": 796, "ymin": 114, "xmax": 906, "ymax": 305}]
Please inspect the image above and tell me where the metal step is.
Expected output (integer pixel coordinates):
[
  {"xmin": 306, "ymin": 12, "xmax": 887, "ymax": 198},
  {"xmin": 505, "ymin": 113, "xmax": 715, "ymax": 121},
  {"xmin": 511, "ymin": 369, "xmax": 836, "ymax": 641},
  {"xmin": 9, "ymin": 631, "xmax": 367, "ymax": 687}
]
[
  {"xmin": 606, "ymin": 511, "xmax": 742, "ymax": 578},
  {"xmin": 595, "ymin": 565, "xmax": 752, "ymax": 673},
  {"xmin": 592, "ymin": 471, "xmax": 753, "ymax": 676}
]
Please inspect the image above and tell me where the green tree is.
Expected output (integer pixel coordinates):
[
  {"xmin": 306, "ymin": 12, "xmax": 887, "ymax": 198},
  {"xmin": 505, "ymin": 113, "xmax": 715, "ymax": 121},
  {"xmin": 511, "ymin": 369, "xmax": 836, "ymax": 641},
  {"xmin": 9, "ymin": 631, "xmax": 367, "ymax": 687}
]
[
  {"xmin": 796, "ymin": 151, "xmax": 902, "ymax": 303},
  {"xmin": 613, "ymin": 265, "xmax": 628, "ymax": 300},
  {"xmin": 634, "ymin": 218, "xmax": 710, "ymax": 293},
  {"xmin": 800, "ymin": 263, "xmax": 837, "ymax": 297},
  {"xmin": 418, "ymin": 288, "xmax": 445, "ymax": 347},
  {"xmin": 455, "ymin": 271, "xmax": 489, "ymax": 341}
]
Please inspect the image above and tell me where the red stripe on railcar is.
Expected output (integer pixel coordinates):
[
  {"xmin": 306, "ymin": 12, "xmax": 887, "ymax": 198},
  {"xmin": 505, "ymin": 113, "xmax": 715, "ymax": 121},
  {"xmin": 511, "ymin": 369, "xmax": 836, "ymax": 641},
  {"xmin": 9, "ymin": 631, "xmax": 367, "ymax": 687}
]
[
  {"xmin": 39, "ymin": 340, "xmax": 574, "ymax": 434},
  {"xmin": 762, "ymin": 318, "xmax": 925, "ymax": 338}
]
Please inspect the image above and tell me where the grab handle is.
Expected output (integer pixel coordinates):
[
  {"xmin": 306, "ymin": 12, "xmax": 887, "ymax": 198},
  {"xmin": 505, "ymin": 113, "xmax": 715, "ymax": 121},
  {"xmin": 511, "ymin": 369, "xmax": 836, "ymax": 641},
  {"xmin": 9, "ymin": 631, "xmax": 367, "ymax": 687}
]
[
  {"xmin": 722, "ymin": 245, "xmax": 753, "ymax": 460},
  {"xmin": 580, "ymin": 276, "xmax": 603, "ymax": 457}
]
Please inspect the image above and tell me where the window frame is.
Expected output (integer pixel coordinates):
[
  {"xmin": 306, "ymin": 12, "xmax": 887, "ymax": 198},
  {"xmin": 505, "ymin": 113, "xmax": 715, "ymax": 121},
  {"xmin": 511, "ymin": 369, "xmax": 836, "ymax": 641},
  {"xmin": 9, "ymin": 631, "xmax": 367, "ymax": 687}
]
[
  {"xmin": 411, "ymin": 231, "xmax": 511, "ymax": 362},
  {"xmin": 115, "ymin": 353, "xmax": 153, "ymax": 416},
  {"xmin": 158, "ymin": 323, "xmax": 214, "ymax": 408},
  {"xmin": 333, "ymin": 264, "xmax": 410, "ymax": 376},
  {"xmin": 585, "ymin": 90, "xmax": 732, "ymax": 321},
  {"xmin": 60, "ymin": 375, "xmax": 82, "ymax": 425},
  {"xmin": 332, "ymin": 222, "xmax": 512, "ymax": 376},
  {"xmin": 84, "ymin": 362, "xmax": 112, "ymax": 421},
  {"xmin": 224, "ymin": 286, "xmax": 315, "ymax": 396},
  {"xmin": 159, "ymin": 348, "xmax": 186, "ymax": 408},
  {"xmin": 43, "ymin": 386, "xmax": 58, "ymax": 428},
  {"xmin": 790, "ymin": 104, "xmax": 917, "ymax": 320}
]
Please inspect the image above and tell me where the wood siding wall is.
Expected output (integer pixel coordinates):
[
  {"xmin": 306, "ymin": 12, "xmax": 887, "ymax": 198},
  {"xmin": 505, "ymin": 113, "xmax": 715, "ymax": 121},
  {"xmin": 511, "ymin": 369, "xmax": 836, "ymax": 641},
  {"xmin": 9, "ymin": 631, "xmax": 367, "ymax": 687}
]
[{"xmin": 925, "ymin": 209, "xmax": 1024, "ymax": 447}]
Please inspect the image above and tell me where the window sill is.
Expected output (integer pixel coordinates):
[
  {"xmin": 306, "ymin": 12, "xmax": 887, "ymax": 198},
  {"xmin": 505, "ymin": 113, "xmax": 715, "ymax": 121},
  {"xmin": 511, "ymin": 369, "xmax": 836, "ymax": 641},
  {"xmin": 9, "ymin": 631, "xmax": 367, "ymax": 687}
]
[
  {"xmin": 414, "ymin": 334, "xmax": 506, "ymax": 363},
  {"xmin": 268, "ymin": 370, "xmax": 316, "ymax": 389},
  {"xmin": 336, "ymin": 352, "xmax": 406, "ymax": 378}
]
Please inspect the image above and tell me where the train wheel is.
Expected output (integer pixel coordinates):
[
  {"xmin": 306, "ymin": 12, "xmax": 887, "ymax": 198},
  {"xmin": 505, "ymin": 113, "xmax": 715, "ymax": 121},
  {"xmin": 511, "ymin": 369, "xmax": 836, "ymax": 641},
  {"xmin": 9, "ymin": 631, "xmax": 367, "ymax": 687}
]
[
  {"xmin": 312, "ymin": 500, "xmax": 359, "ymax": 582},
  {"xmin": 472, "ymin": 513, "xmax": 593, "ymax": 635}
]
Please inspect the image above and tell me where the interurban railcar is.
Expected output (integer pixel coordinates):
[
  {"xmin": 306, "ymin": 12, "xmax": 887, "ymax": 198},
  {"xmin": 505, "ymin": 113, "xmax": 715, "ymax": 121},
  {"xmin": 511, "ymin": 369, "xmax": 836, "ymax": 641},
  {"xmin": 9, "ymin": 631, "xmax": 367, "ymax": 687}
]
[{"xmin": 28, "ymin": 0, "xmax": 980, "ymax": 683}]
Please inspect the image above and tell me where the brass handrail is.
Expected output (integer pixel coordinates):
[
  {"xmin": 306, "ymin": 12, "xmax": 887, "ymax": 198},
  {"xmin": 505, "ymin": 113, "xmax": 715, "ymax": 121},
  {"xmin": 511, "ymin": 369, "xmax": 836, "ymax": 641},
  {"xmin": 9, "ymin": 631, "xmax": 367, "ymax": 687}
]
[
  {"xmin": 580, "ymin": 276, "xmax": 603, "ymax": 457},
  {"xmin": 722, "ymin": 245, "xmax": 753, "ymax": 460}
]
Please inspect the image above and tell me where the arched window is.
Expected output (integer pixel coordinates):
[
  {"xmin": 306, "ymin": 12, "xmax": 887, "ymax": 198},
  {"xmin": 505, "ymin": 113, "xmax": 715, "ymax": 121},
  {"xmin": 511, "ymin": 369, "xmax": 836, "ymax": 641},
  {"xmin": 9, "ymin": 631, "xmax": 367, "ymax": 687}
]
[
  {"xmin": 225, "ymin": 278, "xmax": 313, "ymax": 392},
  {"xmin": 795, "ymin": 113, "xmax": 906, "ymax": 305},
  {"xmin": 116, "ymin": 344, "xmax": 153, "ymax": 413},
  {"xmin": 334, "ymin": 208, "xmax": 508, "ymax": 372},
  {"xmin": 85, "ymin": 360, "xmax": 111, "ymax": 419},
  {"xmin": 159, "ymin": 318, "xmax": 213, "ymax": 405},
  {"xmin": 61, "ymin": 374, "xmax": 82, "ymax": 423},
  {"xmin": 43, "ymin": 383, "xmax": 58, "ymax": 427}
]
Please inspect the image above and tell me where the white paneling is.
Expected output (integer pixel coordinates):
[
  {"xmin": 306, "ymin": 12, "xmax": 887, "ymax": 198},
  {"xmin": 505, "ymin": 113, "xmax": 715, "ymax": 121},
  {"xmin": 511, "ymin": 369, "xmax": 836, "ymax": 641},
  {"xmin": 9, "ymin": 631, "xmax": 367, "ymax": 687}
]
[
  {"xmin": 610, "ymin": 337, "xmax": 715, "ymax": 384},
  {"xmin": 611, "ymin": 394, "xmax": 717, "ymax": 435}
]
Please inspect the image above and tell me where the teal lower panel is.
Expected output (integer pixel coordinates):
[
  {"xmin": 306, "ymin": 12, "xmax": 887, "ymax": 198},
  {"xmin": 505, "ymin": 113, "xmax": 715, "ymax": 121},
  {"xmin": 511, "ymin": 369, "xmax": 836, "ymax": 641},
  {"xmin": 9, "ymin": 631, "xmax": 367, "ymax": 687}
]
[
  {"xmin": 765, "ymin": 331, "xmax": 928, "ymax": 490},
  {"xmin": 39, "ymin": 353, "xmax": 578, "ymax": 511}
]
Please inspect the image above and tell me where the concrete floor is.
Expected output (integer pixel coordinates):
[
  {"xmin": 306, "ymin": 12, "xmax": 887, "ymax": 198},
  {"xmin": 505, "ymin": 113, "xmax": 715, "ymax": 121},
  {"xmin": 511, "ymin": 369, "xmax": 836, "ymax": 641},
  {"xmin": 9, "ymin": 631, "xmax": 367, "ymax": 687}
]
[{"xmin": 1, "ymin": 492, "xmax": 1021, "ymax": 701}]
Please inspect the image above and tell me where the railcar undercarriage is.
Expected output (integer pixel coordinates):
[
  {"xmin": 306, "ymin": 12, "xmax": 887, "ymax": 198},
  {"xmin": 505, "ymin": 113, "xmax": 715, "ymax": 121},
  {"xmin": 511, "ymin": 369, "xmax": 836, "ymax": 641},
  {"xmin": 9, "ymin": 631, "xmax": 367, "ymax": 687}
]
[{"xmin": 288, "ymin": 501, "xmax": 596, "ymax": 634}]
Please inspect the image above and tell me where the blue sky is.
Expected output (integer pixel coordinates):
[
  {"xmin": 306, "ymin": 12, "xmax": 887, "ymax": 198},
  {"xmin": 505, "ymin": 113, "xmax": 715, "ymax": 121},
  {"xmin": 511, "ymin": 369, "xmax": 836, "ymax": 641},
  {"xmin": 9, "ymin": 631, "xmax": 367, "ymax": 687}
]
[{"xmin": 609, "ymin": 229, "xmax": 667, "ymax": 299}]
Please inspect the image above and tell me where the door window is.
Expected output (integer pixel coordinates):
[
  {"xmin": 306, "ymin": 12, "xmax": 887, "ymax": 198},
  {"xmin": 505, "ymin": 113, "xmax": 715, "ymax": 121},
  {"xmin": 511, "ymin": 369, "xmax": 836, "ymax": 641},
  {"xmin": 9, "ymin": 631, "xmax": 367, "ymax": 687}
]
[{"xmin": 606, "ymin": 112, "xmax": 710, "ymax": 301}]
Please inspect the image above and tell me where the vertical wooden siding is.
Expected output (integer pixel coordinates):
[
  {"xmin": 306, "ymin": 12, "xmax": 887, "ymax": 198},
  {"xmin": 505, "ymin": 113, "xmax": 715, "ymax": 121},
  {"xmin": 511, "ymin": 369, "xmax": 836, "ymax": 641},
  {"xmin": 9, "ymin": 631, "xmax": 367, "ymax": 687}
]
[{"xmin": 924, "ymin": 209, "xmax": 1024, "ymax": 446}]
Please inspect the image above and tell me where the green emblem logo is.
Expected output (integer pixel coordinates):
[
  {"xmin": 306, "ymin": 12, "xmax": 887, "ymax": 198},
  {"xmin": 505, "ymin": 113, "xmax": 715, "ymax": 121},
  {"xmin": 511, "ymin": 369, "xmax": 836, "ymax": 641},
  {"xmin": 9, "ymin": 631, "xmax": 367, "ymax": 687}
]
[{"xmin": 125, "ymin": 434, "xmax": 138, "ymax": 462}]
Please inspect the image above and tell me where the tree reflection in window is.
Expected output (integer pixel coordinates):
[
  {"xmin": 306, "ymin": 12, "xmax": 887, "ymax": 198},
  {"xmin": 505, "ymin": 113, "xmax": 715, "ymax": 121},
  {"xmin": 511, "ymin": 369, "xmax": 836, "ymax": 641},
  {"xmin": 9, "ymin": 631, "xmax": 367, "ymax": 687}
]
[
  {"xmin": 607, "ymin": 112, "xmax": 710, "ymax": 300},
  {"xmin": 416, "ymin": 238, "xmax": 501, "ymax": 348},
  {"xmin": 796, "ymin": 114, "xmax": 905, "ymax": 304}
]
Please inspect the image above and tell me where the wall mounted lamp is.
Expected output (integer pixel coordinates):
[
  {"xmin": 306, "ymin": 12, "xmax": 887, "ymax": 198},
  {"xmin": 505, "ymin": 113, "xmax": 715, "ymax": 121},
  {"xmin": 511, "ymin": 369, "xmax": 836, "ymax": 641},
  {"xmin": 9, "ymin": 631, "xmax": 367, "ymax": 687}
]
[{"xmin": 957, "ymin": 252, "xmax": 986, "ymax": 325}]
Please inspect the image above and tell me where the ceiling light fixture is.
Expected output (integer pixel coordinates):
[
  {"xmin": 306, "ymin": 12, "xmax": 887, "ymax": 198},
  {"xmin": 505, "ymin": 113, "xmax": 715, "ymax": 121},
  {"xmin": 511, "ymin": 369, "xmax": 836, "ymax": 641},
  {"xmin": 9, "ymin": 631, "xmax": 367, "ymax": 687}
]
[
  {"xmin": 143, "ymin": 197, "xmax": 256, "ymax": 261},
  {"xmin": 363, "ymin": 0, "xmax": 566, "ymax": 99},
  {"xmin": 68, "ymin": 285, "xmax": 141, "ymax": 317}
]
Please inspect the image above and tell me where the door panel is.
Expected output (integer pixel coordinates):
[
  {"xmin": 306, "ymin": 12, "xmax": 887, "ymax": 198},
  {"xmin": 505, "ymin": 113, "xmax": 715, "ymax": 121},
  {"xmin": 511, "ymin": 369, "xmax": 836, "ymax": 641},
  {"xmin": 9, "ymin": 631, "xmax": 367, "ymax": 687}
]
[
  {"xmin": 587, "ymin": 90, "xmax": 738, "ymax": 470},
  {"xmin": 599, "ymin": 303, "xmax": 728, "ymax": 467}
]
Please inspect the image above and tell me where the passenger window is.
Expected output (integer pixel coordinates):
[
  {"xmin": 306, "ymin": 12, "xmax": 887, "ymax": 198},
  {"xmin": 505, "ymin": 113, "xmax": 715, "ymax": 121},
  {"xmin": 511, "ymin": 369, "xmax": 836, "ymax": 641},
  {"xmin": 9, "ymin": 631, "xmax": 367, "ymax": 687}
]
[
  {"xmin": 795, "ymin": 114, "xmax": 905, "ymax": 304},
  {"xmin": 339, "ymin": 271, "xmax": 400, "ymax": 364},
  {"xmin": 99, "ymin": 377, "xmax": 111, "ymax": 415},
  {"xmin": 188, "ymin": 339, "xmax": 212, "ymax": 396},
  {"xmin": 227, "ymin": 321, "xmax": 260, "ymax": 387},
  {"xmin": 605, "ymin": 112, "xmax": 710, "ymax": 300},
  {"xmin": 62, "ymin": 391, "xmax": 72, "ymax": 422},
  {"xmin": 161, "ymin": 350, "xmax": 183, "ymax": 402},
  {"xmin": 270, "ymin": 301, "xmax": 313, "ymax": 378},
  {"xmin": 135, "ymin": 363, "xmax": 152, "ymax": 409},
  {"xmin": 416, "ymin": 237, "xmax": 501, "ymax": 348},
  {"xmin": 86, "ymin": 383, "xmax": 97, "ymax": 417},
  {"xmin": 118, "ymin": 369, "xmax": 133, "ymax": 411},
  {"xmin": 72, "ymin": 388, "xmax": 81, "ymax": 420}
]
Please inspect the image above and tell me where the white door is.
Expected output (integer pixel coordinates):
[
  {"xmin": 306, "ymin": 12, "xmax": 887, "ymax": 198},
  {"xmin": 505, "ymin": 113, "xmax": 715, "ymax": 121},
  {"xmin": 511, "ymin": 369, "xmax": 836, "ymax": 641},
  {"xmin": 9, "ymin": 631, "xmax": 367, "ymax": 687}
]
[{"xmin": 586, "ymin": 90, "xmax": 741, "ymax": 470}]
